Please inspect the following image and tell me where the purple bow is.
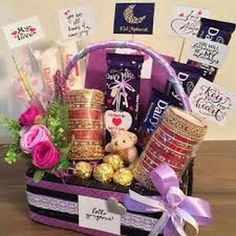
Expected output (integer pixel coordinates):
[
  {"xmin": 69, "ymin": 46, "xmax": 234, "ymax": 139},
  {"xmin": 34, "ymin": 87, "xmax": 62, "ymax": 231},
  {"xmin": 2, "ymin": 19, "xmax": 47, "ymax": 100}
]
[{"xmin": 124, "ymin": 164, "xmax": 212, "ymax": 236}]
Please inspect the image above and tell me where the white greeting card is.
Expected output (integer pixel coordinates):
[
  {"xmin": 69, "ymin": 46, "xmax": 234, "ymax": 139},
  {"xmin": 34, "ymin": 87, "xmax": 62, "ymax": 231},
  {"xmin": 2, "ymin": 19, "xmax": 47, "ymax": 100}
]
[
  {"xmin": 115, "ymin": 48, "xmax": 153, "ymax": 79},
  {"xmin": 78, "ymin": 196, "xmax": 121, "ymax": 235},
  {"xmin": 2, "ymin": 16, "xmax": 44, "ymax": 49},
  {"xmin": 168, "ymin": 6, "xmax": 210, "ymax": 38},
  {"xmin": 189, "ymin": 78, "xmax": 236, "ymax": 125},
  {"xmin": 188, "ymin": 38, "xmax": 229, "ymax": 68},
  {"xmin": 58, "ymin": 6, "xmax": 95, "ymax": 39}
]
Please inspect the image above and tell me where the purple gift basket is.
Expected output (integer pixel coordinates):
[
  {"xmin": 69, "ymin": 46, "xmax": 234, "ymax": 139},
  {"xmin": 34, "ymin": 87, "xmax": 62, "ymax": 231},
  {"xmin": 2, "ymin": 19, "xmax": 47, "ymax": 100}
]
[{"xmin": 24, "ymin": 40, "xmax": 197, "ymax": 236}]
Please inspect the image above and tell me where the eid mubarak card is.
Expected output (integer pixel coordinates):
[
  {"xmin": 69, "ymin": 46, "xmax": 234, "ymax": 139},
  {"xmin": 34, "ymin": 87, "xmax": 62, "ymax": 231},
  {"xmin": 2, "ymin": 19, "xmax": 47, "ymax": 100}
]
[{"xmin": 113, "ymin": 3, "xmax": 155, "ymax": 34}]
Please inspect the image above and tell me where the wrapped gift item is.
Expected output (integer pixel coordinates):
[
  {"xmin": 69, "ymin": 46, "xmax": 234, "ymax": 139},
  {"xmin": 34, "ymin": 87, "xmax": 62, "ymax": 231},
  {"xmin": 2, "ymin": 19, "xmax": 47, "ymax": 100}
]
[
  {"xmin": 58, "ymin": 39, "xmax": 84, "ymax": 90},
  {"xmin": 34, "ymin": 46, "xmax": 61, "ymax": 102},
  {"xmin": 133, "ymin": 106, "xmax": 207, "ymax": 190},
  {"xmin": 187, "ymin": 18, "xmax": 235, "ymax": 81},
  {"xmin": 68, "ymin": 89, "xmax": 105, "ymax": 160},
  {"xmin": 138, "ymin": 89, "xmax": 172, "ymax": 148},
  {"xmin": 165, "ymin": 62, "xmax": 202, "ymax": 108},
  {"xmin": 104, "ymin": 53, "xmax": 144, "ymax": 142}
]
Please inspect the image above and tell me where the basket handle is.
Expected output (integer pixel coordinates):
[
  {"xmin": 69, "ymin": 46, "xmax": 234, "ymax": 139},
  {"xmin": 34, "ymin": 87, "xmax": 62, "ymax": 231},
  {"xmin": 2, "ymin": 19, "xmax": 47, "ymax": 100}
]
[{"xmin": 65, "ymin": 40, "xmax": 191, "ymax": 112}]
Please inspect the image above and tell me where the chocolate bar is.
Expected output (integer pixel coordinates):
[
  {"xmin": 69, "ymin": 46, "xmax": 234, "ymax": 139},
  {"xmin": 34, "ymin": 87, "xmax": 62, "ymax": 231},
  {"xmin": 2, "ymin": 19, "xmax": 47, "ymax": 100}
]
[
  {"xmin": 188, "ymin": 18, "xmax": 235, "ymax": 81},
  {"xmin": 104, "ymin": 53, "xmax": 144, "ymax": 141}
]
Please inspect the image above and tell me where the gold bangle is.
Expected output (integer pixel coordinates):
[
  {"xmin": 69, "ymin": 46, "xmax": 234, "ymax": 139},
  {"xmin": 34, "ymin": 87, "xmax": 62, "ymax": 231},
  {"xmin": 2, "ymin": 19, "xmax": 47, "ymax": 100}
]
[
  {"xmin": 68, "ymin": 102, "xmax": 103, "ymax": 109},
  {"xmin": 162, "ymin": 106, "xmax": 207, "ymax": 141},
  {"xmin": 133, "ymin": 161, "xmax": 155, "ymax": 191},
  {"xmin": 68, "ymin": 89, "xmax": 104, "ymax": 105},
  {"xmin": 69, "ymin": 120, "xmax": 103, "ymax": 130},
  {"xmin": 71, "ymin": 145, "xmax": 104, "ymax": 160}
]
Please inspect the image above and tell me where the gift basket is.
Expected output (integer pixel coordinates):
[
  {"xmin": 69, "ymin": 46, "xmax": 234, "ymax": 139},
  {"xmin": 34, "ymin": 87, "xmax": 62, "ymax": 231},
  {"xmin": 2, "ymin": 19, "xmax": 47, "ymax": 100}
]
[{"xmin": 1, "ymin": 40, "xmax": 212, "ymax": 236}]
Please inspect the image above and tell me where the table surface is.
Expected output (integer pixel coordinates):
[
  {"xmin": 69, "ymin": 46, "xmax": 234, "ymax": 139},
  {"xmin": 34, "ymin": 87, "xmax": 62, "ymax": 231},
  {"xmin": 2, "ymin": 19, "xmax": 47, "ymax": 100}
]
[{"xmin": 0, "ymin": 141, "xmax": 236, "ymax": 236}]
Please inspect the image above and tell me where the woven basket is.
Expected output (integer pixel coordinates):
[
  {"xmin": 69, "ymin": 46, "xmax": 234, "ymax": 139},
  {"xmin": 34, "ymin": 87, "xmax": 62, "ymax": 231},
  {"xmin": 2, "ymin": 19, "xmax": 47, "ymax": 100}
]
[{"xmin": 26, "ymin": 40, "xmax": 193, "ymax": 236}]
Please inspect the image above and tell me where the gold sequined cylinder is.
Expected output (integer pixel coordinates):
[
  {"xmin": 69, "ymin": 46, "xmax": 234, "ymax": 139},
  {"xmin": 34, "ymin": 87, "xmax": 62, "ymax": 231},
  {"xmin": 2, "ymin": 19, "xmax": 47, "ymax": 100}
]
[
  {"xmin": 68, "ymin": 89, "xmax": 105, "ymax": 160},
  {"xmin": 133, "ymin": 106, "xmax": 207, "ymax": 190}
]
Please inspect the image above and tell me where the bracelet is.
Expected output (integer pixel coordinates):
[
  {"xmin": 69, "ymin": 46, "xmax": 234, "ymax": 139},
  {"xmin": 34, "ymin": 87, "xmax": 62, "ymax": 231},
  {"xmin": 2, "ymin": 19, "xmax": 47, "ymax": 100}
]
[
  {"xmin": 69, "ymin": 108, "xmax": 103, "ymax": 120},
  {"xmin": 68, "ymin": 102, "xmax": 103, "ymax": 110},
  {"xmin": 69, "ymin": 120, "xmax": 103, "ymax": 130},
  {"xmin": 159, "ymin": 123, "xmax": 198, "ymax": 144},
  {"xmin": 133, "ymin": 161, "xmax": 156, "ymax": 191},
  {"xmin": 70, "ymin": 129, "xmax": 103, "ymax": 140},
  {"xmin": 151, "ymin": 136, "xmax": 193, "ymax": 156},
  {"xmin": 162, "ymin": 107, "xmax": 207, "ymax": 141},
  {"xmin": 68, "ymin": 89, "xmax": 104, "ymax": 105},
  {"xmin": 71, "ymin": 145, "xmax": 104, "ymax": 160},
  {"xmin": 73, "ymin": 140, "xmax": 103, "ymax": 146},
  {"xmin": 156, "ymin": 128, "xmax": 196, "ymax": 149}
]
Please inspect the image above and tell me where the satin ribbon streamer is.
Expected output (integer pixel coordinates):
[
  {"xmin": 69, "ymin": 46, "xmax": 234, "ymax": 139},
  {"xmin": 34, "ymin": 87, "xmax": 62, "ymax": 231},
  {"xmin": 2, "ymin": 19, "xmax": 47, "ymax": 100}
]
[
  {"xmin": 124, "ymin": 164, "xmax": 212, "ymax": 236},
  {"xmin": 108, "ymin": 76, "xmax": 135, "ymax": 111}
]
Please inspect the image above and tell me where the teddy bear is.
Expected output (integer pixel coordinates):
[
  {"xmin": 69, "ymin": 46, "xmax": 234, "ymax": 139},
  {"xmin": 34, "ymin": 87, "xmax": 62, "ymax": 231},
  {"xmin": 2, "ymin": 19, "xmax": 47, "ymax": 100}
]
[{"xmin": 105, "ymin": 130, "xmax": 138, "ymax": 165}]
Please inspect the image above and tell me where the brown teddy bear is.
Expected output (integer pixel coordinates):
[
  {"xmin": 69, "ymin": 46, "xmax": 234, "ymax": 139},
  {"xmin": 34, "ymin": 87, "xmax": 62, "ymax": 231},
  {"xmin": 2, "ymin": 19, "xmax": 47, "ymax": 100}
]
[{"xmin": 105, "ymin": 130, "xmax": 138, "ymax": 165}]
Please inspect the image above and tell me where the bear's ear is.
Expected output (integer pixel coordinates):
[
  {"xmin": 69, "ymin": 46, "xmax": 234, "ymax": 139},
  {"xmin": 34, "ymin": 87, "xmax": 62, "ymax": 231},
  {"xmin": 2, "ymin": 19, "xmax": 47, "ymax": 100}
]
[{"xmin": 129, "ymin": 133, "xmax": 138, "ymax": 144}]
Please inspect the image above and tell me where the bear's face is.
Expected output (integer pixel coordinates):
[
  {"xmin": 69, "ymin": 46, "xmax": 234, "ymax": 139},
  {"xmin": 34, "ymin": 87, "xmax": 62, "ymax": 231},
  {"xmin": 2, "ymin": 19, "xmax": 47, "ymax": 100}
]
[{"xmin": 110, "ymin": 130, "xmax": 137, "ymax": 151}]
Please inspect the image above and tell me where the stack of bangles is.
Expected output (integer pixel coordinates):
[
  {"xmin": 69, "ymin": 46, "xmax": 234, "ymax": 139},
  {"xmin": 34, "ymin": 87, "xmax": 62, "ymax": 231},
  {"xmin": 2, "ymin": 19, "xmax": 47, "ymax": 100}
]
[
  {"xmin": 68, "ymin": 89, "xmax": 105, "ymax": 160},
  {"xmin": 133, "ymin": 106, "xmax": 207, "ymax": 190}
]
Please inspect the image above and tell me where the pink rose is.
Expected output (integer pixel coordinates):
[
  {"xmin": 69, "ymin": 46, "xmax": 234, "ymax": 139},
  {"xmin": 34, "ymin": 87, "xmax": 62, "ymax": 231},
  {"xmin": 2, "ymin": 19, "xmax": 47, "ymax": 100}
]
[
  {"xmin": 19, "ymin": 106, "xmax": 44, "ymax": 127},
  {"xmin": 32, "ymin": 141, "xmax": 60, "ymax": 170},
  {"xmin": 20, "ymin": 125, "xmax": 50, "ymax": 153}
]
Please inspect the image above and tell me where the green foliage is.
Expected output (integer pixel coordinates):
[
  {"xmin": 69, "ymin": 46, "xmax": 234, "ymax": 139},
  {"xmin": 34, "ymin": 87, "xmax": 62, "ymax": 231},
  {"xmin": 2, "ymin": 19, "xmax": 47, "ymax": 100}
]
[
  {"xmin": 0, "ymin": 101, "xmax": 73, "ymax": 183},
  {"xmin": 33, "ymin": 170, "xmax": 45, "ymax": 183},
  {"xmin": 45, "ymin": 101, "xmax": 70, "ymax": 149},
  {"xmin": 0, "ymin": 115, "xmax": 23, "ymax": 164}
]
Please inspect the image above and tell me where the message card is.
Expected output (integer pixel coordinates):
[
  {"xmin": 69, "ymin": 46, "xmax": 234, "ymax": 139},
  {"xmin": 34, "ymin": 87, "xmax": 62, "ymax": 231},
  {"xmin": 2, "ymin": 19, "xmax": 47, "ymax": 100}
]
[
  {"xmin": 79, "ymin": 196, "xmax": 121, "ymax": 235},
  {"xmin": 189, "ymin": 78, "xmax": 236, "ymax": 125},
  {"xmin": 58, "ymin": 6, "xmax": 94, "ymax": 39},
  {"xmin": 188, "ymin": 38, "xmax": 229, "ymax": 68},
  {"xmin": 113, "ymin": 3, "xmax": 155, "ymax": 34},
  {"xmin": 168, "ymin": 6, "xmax": 210, "ymax": 38},
  {"xmin": 2, "ymin": 16, "xmax": 44, "ymax": 49}
]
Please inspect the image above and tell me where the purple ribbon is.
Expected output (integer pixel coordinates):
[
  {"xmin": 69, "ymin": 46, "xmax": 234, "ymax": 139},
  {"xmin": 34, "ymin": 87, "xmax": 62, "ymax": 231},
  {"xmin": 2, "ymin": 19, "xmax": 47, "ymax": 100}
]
[
  {"xmin": 124, "ymin": 164, "xmax": 212, "ymax": 236},
  {"xmin": 53, "ymin": 70, "xmax": 68, "ymax": 102}
]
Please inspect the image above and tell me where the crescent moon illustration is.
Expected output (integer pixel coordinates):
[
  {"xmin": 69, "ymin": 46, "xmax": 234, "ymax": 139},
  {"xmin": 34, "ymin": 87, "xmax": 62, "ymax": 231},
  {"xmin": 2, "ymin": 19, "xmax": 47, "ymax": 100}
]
[{"xmin": 123, "ymin": 4, "xmax": 146, "ymax": 24}]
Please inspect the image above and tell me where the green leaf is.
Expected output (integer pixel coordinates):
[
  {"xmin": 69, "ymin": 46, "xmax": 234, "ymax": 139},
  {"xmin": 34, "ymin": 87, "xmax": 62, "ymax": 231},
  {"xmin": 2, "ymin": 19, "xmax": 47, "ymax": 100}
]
[
  {"xmin": 57, "ymin": 159, "xmax": 70, "ymax": 170},
  {"xmin": 33, "ymin": 170, "xmax": 45, "ymax": 183}
]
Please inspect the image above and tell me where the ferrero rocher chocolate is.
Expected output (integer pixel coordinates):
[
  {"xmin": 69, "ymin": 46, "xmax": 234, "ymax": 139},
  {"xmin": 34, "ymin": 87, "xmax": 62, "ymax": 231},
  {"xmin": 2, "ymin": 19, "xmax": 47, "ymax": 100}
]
[
  {"xmin": 74, "ymin": 161, "xmax": 93, "ymax": 180},
  {"xmin": 103, "ymin": 154, "xmax": 124, "ymax": 171},
  {"xmin": 93, "ymin": 163, "xmax": 114, "ymax": 183},
  {"xmin": 68, "ymin": 89, "xmax": 105, "ymax": 161},
  {"xmin": 113, "ymin": 168, "xmax": 134, "ymax": 186}
]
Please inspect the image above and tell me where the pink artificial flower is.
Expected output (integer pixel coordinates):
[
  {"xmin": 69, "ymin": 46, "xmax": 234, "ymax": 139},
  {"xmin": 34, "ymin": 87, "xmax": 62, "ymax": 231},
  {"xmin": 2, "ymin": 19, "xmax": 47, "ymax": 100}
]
[
  {"xmin": 19, "ymin": 106, "xmax": 44, "ymax": 127},
  {"xmin": 20, "ymin": 125, "xmax": 50, "ymax": 153},
  {"xmin": 32, "ymin": 141, "xmax": 60, "ymax": 170}
]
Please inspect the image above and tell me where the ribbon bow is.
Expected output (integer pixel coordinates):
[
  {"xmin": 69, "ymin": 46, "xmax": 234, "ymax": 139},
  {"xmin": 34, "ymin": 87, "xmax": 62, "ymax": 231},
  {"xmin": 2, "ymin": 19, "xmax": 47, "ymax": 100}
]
[
  {"xmin": 124, "ymin": 164, "xmax": 212, "ymax": 236},
  {"xmin": 108, "ymin": 76, "xmax": 135, "ymax": 111}
]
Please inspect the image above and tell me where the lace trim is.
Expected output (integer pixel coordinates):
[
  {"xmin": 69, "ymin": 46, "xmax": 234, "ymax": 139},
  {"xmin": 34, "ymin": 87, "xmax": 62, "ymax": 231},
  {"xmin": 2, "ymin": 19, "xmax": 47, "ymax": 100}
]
[{"xmin": 27, "ymin": 191, "xmax": 157, "ymax": 231}]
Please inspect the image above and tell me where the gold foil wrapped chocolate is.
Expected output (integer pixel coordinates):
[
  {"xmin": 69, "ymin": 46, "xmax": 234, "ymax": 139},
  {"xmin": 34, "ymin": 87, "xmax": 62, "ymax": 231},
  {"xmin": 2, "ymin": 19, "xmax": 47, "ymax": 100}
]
[
  {"xmin": 113, "ymin": 168, "xmax": 134, "ymax": 186},
  {"xmin": 74, "ymin": 161, "xmax": 93, "ymax": 180},
  {"xmin": 68, "ymin": 89, "xmax": 105, "ymax": 161},
  {"xmin": 103, "ymin": 154, "xmax": 124, "ymax": 171},
  {"xmin": 93, "ymin": 163, "xmax": 114, "ymax": 183}
]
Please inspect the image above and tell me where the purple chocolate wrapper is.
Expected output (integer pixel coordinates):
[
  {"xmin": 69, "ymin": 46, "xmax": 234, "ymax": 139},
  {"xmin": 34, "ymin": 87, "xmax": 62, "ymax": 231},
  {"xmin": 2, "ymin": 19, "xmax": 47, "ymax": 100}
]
[
  {"xmin": 84, "ymin": 48, "xmax": 174, "ymax": 119},
  {"xmin": 104, "ymin": 53, "xmax": 144, "ymax": 140},
  {"xmin": 140, "ymin": 89, "xmax": 171, "ymax": 134},
  {"xmin": 165, "ymin": 62, "xmax": 202, "ymax": 107},
  {"xmin": 188, "ymin": 18, "xmax": 236, "ymax": 81},
  {"xmin": 138, "ymin": 89, "xmax": 173, "ymax": 149}
]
